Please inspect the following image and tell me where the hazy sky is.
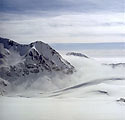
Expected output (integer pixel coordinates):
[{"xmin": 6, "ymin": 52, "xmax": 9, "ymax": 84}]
[{"xmin": 0, "ymin": 0, "xmax": 125, "ymax": 43}]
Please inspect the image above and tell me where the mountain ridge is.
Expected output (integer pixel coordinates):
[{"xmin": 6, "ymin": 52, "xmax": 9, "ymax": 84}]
[{"xmin": 0, "ymin": 37, "xmax": 75, "ymax": 94}]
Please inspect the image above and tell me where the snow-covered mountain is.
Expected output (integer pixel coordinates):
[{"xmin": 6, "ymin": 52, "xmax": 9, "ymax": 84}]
[
  {"xmin": 0, "ymin": 37, "xmax": 75, "ymax": 94},
  {"xmin": 0, "ymin": 39, "xmax": 125, "ymax": 120},
  {"xmin": 104, "ymin": 63, "xmax": 125, "ymax": 68},
  {"xmin": 66, "ymin": 52, "xmax": 89, "ymax": 58}
]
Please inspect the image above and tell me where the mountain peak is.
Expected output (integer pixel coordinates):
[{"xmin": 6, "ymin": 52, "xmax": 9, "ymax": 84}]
[{"xmin": 0, "ymin": 37, "xmax": 75, "ymax": 93}]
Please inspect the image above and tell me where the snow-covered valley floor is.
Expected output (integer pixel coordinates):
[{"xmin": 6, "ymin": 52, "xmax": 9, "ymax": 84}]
[
  {"xmin": 0, "ymin": 96, "xmax": 125, "ymax": 120},
  {"xmin": 0, "ymin": 51, "xmax": 125, "ymax": 120}
]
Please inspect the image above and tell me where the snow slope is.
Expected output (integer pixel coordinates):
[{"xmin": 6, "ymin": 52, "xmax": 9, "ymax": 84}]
[
  {"xmin": 0, "ymin": 49, "xmax": 125, "ymax": 120},
  {"xmin": 3, "ymin": 53, "xmax": 124, "ymax": 98},
  {"xmin": 0, "ymin": 96, "xmax": 125, "ymax": 120}
]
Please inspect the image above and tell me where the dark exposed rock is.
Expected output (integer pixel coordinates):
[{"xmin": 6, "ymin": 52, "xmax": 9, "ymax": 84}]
[
  {"xmin": 66, "ymin": 52, "xmax": 89, "ymax": 58},
  {"xmin": 117, "ymin": 98, "xmax": 125, "ymax": 103},
  {"xmin": 104, "ymin": 63, "xmax": 125, "ymax": 68}
]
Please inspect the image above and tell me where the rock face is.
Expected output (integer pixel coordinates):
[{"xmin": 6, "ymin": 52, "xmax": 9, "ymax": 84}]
[
  {"xmin": 106, "ymin": 63, "xmax": 125, "ymax": 68},
  {"xmin": 0, "ymin": 78, "xmax": 9, "ymax": 95},
  {"xmin": 117, "ymin": 98, "xmax": 125, "ymax": 103},
  {"xmin": 66, "ymin": 52, "xmax": 89, "ymax": 58},
  {"xmin": 0, "ymin": 37, "xmax": 75, "ymax": 92}
]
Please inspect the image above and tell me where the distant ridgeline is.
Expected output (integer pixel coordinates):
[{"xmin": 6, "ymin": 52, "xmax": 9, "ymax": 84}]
[{"xmin": 50, "ymin": 42, "xmax": 125, "ymax": 51}]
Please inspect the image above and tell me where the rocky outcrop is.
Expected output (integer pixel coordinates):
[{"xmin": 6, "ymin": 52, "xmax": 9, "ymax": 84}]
[{"xmin": 0, "ymin": 37, "xmax": 75, "ymax": 91}]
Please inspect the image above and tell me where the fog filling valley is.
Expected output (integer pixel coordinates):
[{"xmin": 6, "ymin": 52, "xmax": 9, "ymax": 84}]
[
  {"xmin": 5, "ymin": 50, "xmax": 125, "ymax": 96},
  {"xmin": 0, "ymin": 49, "xmax": 125, "ymax": 120}
]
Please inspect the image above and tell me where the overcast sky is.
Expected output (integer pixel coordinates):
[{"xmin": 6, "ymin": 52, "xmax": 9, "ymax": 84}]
[{"xmin": 0, "ymin": 0, "xmax": 125, "ymax": 43}]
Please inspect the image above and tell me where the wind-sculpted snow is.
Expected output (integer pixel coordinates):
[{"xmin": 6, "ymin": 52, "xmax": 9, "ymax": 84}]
[{"xmin": 52, "ymin": 77, "xmax": 125, "ymax": 94}]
